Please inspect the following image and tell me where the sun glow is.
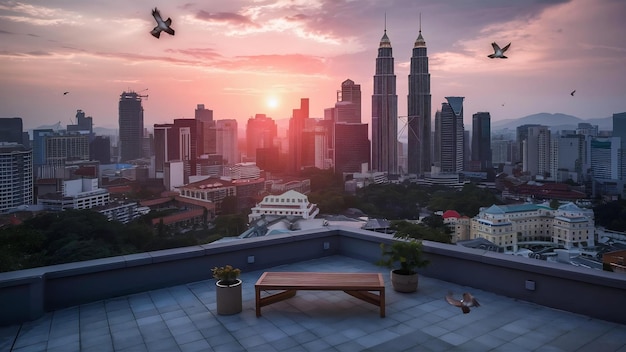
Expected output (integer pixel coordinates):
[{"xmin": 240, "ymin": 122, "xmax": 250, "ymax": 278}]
[{"xmin": 266, "ymin": 96, "xmax": 279, "ymax": 109}]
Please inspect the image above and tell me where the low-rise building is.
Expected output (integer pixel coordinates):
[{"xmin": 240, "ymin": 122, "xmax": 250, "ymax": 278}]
[
  {"xmin": 471, "ymin": 202, "xmax": 594, "ymax": 252},
  {"xmin": 248, "ymin": 190, "xmax": 319, "ymax": 223},
  {"xmin": 442, "ymin": 210, "xmax": 470, "ymax": 243}
]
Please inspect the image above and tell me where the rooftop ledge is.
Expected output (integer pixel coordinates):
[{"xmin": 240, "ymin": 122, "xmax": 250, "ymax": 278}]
[{"xmin": 0, "ymin": 225, "xmax": 625, "ymax": 327}]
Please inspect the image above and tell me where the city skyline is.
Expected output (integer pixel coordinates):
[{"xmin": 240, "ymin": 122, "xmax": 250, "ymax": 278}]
[{"xmin": 1, "ymin": 0, "xmax": 625, "ymax": 131}]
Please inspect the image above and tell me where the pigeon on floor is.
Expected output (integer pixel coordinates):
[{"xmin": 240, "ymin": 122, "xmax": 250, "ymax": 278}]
[
  {"xmin": 571, "ymin": 90, "xmax": 576, "ymax": 96},
  {"xmin": 488, "ymin": 42, "xmax": 511, "ymax": 59},
  {"xmin": 445, "ymin": 292, "xmax": 480, "ymax": 314},
  {"xmin": 150, "ymin": 7, "xmax": 175, "ymax": 39}
]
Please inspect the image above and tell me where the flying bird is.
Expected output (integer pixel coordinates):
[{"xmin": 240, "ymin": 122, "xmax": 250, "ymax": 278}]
[
  {"xmin": 571, "ymin": 90, "xmax": 576, "ymax": 96},
  {"xmin": 150, "ymin": 7, "xmax": 175, "ymax": 39},
  {"xmin": 488, "ymin": 42, "xmax": 511, "ymax": 59},
  {"xmin": 445, "ymin": 292, "xmax": 480, "ymax": 314},
  {"xmin": 63, "ymin": 91, "xmax": 69, "ymax": 95}
]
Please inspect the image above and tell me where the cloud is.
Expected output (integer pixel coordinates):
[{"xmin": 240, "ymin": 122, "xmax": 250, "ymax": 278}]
[
  {"xmin": 165, "ymin": 48, "xmax": 222, "ymax": 60},
  {"xmin": 0, "ymin": 28, "xmax": 15, "ymax": 34},
  {"xmin": 0, "ymin": 1, "xmax": 84, "ymax": 26},
  {"xmin": 218, "ymin": 54, "xmax": 327, "ymax": 75},
  {"xmin": 195, "ymin": 10, "xmax": 257, "ymax": 27}
]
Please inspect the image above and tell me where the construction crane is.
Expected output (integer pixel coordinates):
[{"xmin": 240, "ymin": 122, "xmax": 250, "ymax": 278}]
[{"xmin": 137, "ymin": 88, "xmax": 149, "ymax": 100}]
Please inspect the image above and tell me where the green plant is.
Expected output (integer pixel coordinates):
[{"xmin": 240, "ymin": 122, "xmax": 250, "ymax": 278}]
[
  {"xmin": 377, "ymin": 237, "xmax": 429, "ymax": 275},
  {"xmin": 212, "ymin": 265, "xmax": 241, "ymax": 285}
]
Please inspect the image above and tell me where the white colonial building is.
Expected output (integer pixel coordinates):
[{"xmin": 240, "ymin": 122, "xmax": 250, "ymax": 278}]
[
  {"xmin": 248, "ymin": 190, "xmax": 319, "ymax": 223},
  {"xmin": 471, "ymin": 202, "xmax": 594, "ymax": 252},
  {"xmin": 553, "ymin": 202, "xmax": 595, "ymax": 249}
]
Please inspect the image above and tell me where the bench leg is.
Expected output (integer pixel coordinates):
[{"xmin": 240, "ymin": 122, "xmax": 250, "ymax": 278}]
[
  {"xmin": 344, "ymin": 290, "xmax": 385, "ymax": 317},
  {"xmin": 256, "ymin": 289, "xmax": 297, "ymax": 317}
]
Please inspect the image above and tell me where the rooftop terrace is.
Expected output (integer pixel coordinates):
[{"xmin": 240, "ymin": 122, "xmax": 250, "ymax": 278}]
[{"xmin": 1, "ymin": 227, "xmax": 625, "ymax": 351}]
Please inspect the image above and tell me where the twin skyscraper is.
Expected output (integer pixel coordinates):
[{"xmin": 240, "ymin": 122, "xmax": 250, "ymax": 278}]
[{"xmin": 372, "ymin": 22, "xmax": 431, "ymax": 177}]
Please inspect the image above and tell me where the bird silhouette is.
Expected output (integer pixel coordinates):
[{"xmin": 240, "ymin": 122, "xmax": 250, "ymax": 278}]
[
  {"xmin": 445, "ymin": 292, "xmax": 480, "ymax": 314},
  {"xmin": 571, "ymin": 90, "xmax": 576, "ymax": 96},
  {"xmin": 488, "ymin": 42, "xmax": 511, "ymax": 59},
  {"xmin": 63, "ymin": 91, "xmax": 69, "ymax": 95},
  {"xmin": 150, "ymin": 7, "xmax": 175, "ymax": 39}
]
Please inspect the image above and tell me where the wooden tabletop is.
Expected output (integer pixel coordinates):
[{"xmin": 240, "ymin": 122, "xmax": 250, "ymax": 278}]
[{"xmin": 255, "ymin": 272, "xmax": 384, "ymax": 290}]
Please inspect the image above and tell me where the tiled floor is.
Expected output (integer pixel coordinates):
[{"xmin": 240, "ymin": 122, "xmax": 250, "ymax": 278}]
[{"xmin": 1, "ymin": 255, "xmax": 625, "ymax": 351}]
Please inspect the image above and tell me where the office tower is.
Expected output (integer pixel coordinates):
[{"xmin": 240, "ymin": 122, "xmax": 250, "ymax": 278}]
[
  {"xmin": 334, "ymin": 123, "xmax": 370, "ymax": 175},
  {"xmin": 516, "ymin": 124, "xmax": 541, "ymax": 164},
  {"xmin": 523, "ymin": 125, "xmax": 550, "ymax": 177},
  {"xmin": 195, "ymin": 104, "xmax": 215, "ymax": 155},
  {"xmin": 336, "ymin": 79, "xmax": 361, "ymax": 123},
  {"xmin": 288, "ymin": 98, "xmax": 309, "ymax": 174},
  {"xmin": 90, "ymin": 136, "xmax": 111, "ymax": 164},
  {"xmin": 216, "ymin": 119, "xmax": 238, "ymax": 165},
  {"xmin": 118, "ymin": 91, "xmax": 145, "ymax": 162},
  {"xmin": 553, "ymin": 134, "xmax": 582, "ymax": 182},
  {"xmin": 153, "ymin": 119, "xmax": 203, "ymax": 182},
  {"xmin": 612, "ymin": 112, "xmax": 626, "ymax": 180},
  {"xmin": 471, "ymin": 112, "xmax": 492, "ymax": 171},
  {"xmin": 590, "ymin": 138, "xmax": 620, "ymax": 179},
  {"xmin": 437, "ymin": 97, "xmax": 465, "ymax": 173},
  {"xmin": 407, "ymin": 23, "xmax": 431, "ymax": 176},
  {"xmin": 371, "ymin": 27, "xmax": 398, "ymax": 174},
  {"xmin": 174, "ymin": 119, "xmax": 204, "ymax": 181},
  {"xmin": 0, "ymin": 117, "xmax": 24, "ymax": 144},
  {"xmin": 67, "ymin": 110, "xmax": 93, "ymax": 138},
  {"xmin": 0, "ymin": 144, "xmax": 33, "ymax": 213},
  {"xmin": 301, "ymin": 124, "xmax": 328, "ymax": 170},
  {"xmin": 246, "ymin": 114, "xmax": 277, "ymax": 160},
  {"xmin": 154, "ymin": 124, "xmax": 173, "ymax": 178}
]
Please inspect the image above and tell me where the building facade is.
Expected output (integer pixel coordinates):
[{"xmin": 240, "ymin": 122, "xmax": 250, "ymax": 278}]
[
  {"xmin": 248, "ymin": 190, "xmax": 319, "ymax": 223},
  {"xmin": 0, "ymin": 144, "xmax": 33, "ymax": 213},
  {"xmin": 371, "ymin": 29, "xmax": 398, "ymax": 174},
  {"xmin": 118, "ymin": 91, "xmax": 145, "ymax": 162},
  {"xmin": 471, "ymin": 112, "xmax": 492, "ymax": 172},
  {"xmin": 436, "ymin": 97, "xmax": 465, "ymax": 173},
  {"xmin": 246, "ymin": 114, "xmax": 277, "ymax": 161},
  {"xmin": 407, "ymin": 26, "xmax": 431, "ymax": 176}
]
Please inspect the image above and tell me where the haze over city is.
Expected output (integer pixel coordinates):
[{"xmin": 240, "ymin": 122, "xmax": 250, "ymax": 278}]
[{"xmin": 1, "ymin": 0, "xmax": 625, "ymax": 131}]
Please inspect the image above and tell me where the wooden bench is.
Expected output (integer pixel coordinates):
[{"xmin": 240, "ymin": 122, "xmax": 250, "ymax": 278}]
[{"xmin": 255, "ymin": 272, "xmax": 385, "ymax": 317}]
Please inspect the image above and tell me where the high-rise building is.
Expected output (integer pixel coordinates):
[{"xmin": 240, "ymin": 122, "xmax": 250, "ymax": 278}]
[
  {"xmin": 612, "ymin": 112, "xmax": 626, "ymax": 180},
  {"xmin": 371, "ymin": 28, "xmax": 398, "ymax": 174},
  {"xmin": 118, "ymin": 91, "xmax": 145, "ymax": 162},
  {"xmin": 407, "ymin": 24, "xmax": 431, "ymax": 176},
  {"xmin": 0, "ymin": 144, "xmax": 33, "ymax": 213},
  {"xmin": 516, "ymin": 124, "xmax": 541, "ymax": 164},
  {"xmin": 67, "ymin": 110, "xmax": 93, "ymax": 139},
  {"xmin": 216, "ymin": 119, "xmax": 238, "ymax": 165},
  {"xmin": 288, "ymin": 98, "xmax": 309, "ymax": 174},
  {"xmin": 336, "ymin": 79, "xmax": 361, "ymax": 123},
  {"xmin": 523, "ymin": 125, "xmax": 550, "ymax": 177},
  {"xmin": 0, "ymin": 117, "xmax": 24, "ymax": 144},
  {"xmin": 246, "ymin": 114, "xmax": 277, "ymax": 161},
  {"xmin": 153, "ymin": 119, "xmax": 203, "ymax": 183},
  {"xmin": 436, "ymin": 97, "xmax": 465, "ymax": 173},
  {"xmin": 334, "ymin": 123, "xmax": 370, "ymax": 175},
  {"xmin": 90, "ymin": 136, "xmax": 111, "ymax": 164},
  {"xmin": 195, "ymin": 104, "xmax": 215, "ymax": 155},
  {"xmin": 471, "ymin": 112, "xmax": 492, "ymax": 172}
]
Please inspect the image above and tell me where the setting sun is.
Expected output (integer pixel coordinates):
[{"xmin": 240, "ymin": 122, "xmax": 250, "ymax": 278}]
[{"xmin": 266, "ymin": 97, "xmax": 279, "ymax": 109}]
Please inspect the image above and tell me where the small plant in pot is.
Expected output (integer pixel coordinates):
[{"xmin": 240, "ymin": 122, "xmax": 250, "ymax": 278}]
[
  {"xmin": 212, "ymin": 265, "xmax": 242, "ymax": 315},
  {"xmin": 377, "ymin": 236, "xmax": 429, "ymax": 293},
  {"xmin": 212, "ymin": 265, "xmax": 241, "ymax": 286}
]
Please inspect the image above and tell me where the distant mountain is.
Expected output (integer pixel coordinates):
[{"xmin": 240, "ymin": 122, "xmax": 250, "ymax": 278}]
[{"xmin": 492, "ymin": 113, "xmax": 612, "ymax": 131}]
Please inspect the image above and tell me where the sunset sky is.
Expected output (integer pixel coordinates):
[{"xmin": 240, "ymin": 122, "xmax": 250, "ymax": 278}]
[{"xmin": 1, "ymin": 0, "xmax": 625, "ymax": 133}]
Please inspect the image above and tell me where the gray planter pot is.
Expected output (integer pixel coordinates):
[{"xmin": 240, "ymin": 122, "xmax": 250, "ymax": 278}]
[
  {"xmin": 390, "ymin": 270, "xmax": 418, "ymax": 293},
  {"xmin": 216, "ymin": 279, "xmax": 242, "ymax": 315}
]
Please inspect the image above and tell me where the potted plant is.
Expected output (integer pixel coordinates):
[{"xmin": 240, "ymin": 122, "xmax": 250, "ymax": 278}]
[
  {"xmin": 212, "ymin": 265, "xmax": 242, "ymax": 315},
  {"xmin": 377, "ymin": 236, "xmax": 429, "ymax": 293}
]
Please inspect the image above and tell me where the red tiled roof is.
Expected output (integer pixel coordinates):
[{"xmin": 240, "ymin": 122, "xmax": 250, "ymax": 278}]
[{"xmin": 442, "ymin": 210, "xmax": 461, "ymax": 219}]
